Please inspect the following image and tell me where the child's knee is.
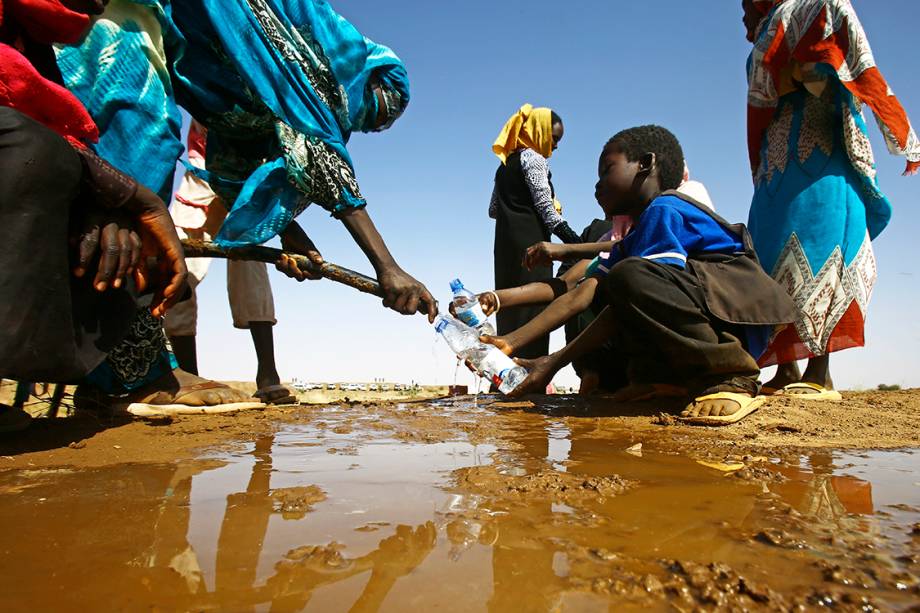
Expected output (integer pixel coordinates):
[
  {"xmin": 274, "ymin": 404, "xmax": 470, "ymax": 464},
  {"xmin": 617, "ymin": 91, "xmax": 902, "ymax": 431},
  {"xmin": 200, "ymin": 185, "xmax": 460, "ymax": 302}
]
[{"xmin": 602, "ymin": 257, "xmax": 658, "ymax": 306}]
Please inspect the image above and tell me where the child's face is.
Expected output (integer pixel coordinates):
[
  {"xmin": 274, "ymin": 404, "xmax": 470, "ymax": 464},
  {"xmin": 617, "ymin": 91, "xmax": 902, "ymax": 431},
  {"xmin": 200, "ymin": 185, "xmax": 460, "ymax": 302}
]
[{"xmin": 595, "ymin": 146, "xmax": 641, "ymax": 216}]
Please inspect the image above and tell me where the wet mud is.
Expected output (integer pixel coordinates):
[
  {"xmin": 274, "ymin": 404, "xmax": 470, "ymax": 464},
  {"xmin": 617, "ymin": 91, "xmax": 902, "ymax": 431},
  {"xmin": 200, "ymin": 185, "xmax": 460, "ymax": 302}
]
[{"xmin": 1, "ymin": 393, "xmax": 919, "ymax": 610}]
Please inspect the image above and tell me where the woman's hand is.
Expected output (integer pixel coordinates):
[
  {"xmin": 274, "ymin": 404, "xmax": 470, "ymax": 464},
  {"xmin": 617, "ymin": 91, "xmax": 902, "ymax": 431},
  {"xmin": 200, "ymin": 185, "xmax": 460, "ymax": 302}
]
[
  {"xmin": 129, "ymin": 186, "xmax": 189, "ymax": 318},
  {"xmin": 503, "ymin": 355, "xmax": 559, "ymax": 398},
  {"xmin": 378, "ymin": 267, "xmax": 438, "ymax": 323},
  {"xmin": 523, "ymin": 241, "xmax": 567, "ymax": 270},
  {"xmin": 73, "ymin": 208, "xmax": 141, "ymax": 292},
  {"xmin": 277, "ymin": 221, "xmax": 324, "ymax": 281}
]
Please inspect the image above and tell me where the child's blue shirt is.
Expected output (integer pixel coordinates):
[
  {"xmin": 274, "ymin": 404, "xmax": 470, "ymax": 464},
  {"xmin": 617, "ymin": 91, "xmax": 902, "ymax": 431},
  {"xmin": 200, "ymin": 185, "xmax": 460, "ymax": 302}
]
[{"xmin": 591, "ymin": 194, "xmax": 743, "ymax": 275}]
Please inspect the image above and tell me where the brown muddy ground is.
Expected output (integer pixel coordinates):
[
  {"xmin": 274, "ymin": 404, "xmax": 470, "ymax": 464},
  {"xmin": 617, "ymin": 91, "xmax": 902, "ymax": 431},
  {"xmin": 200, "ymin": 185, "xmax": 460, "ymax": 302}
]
[{"xmin": 1, "ymin": 390, "xmax": 919, "ymax": 611}]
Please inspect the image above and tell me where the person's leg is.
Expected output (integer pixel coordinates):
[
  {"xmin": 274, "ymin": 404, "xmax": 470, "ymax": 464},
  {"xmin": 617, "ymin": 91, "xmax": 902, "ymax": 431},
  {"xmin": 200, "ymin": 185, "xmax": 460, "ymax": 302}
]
[
  {"xmin": 164, "ymin": 228, "xmax": 210, "ymax": 375},
  {"xmin": 227, "ymin": 260, "xmax": 294, "ymax": 403},
  {"xmin": 249, "ymin": 322, "xmax": 280, "ymax": 390},
  {"xmin": 169, "ymin": 336, "xmax": 198, "ymax": 376},
  {"xmin": 81, "ymin": 306, "xmax": 256, "ymax": 408},
  {"xmin": 603, "ymin": 258, "xmax": 761, "ymax": 417},
  {"xmin": 762, "ymin": 361, "xmax": 802, "ymax": 393}
]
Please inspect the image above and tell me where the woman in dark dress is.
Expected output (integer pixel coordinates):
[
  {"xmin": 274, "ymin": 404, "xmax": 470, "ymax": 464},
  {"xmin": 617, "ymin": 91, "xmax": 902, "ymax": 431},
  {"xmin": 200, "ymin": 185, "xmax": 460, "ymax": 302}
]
[{"xmin": 489, "ymin": 104, "xmax": 581, "ymax": 359}]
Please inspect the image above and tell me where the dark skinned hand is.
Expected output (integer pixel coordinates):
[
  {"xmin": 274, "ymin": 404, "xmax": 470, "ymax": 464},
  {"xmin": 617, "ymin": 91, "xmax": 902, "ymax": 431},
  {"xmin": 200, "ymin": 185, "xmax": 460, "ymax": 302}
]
[
  {"xmin": 474, "ymin": 292, "xmax": 499, "ymax": 317},
  {"xmin": 276, "ymin": 221, "xmax": 324, "ymax": 281},
  {"xmin": 378, "ymin": 267, "xmax": 438, "ymax": 323},
  {"xmin": 72, "ymin": 208, "xmax": 141, "ymax": 292},
  {"xmin": 480, "ymin": 334, "xmax": 513, "ymax": 356},
  {"xmin": 370, "ymin": 522, "xmax": 437, "ymax": 578},
  {"xmin": 128, "ymin": 184, "xmax": 189, "ymax": 318},
  {"xmin": 523, "ymin": 241, "xmax": 566, "ymax": 270},
  {"xmin": 503, "ymin": 355, "xmax": 558, "ymax": 398},
  {"xmin": 447, "ymin": 293, "xmax": 497, "ymax": 317}
]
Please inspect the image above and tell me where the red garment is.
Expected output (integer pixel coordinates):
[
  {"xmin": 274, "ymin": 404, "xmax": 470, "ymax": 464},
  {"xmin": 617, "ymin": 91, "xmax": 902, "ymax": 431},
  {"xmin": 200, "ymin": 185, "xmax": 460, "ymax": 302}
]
[
  {"xmin": 0, "ymin": 0, "xmax": 97, "ymax": 143},
  {"xmin": 747, "ymin": 0, "xmax": 919, "ymax": 178}
]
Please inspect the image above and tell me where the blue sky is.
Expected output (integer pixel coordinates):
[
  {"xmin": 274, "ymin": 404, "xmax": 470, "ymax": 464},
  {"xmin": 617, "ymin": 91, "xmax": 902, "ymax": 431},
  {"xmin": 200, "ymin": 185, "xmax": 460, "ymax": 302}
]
[{"xmin": 189, "ymin": 0, "xmax": 920, "ymax": 390}]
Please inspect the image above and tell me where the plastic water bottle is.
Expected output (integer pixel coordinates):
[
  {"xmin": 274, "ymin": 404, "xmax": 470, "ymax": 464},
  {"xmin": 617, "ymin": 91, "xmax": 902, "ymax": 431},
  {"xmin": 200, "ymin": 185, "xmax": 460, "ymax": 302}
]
[
  {"xmin": 450, "ymin": 279, "xmax": 496, "ymax": 336},
  {"xmin": 434, "ymin": 314, "xmax": 527, "ymax": 394}
]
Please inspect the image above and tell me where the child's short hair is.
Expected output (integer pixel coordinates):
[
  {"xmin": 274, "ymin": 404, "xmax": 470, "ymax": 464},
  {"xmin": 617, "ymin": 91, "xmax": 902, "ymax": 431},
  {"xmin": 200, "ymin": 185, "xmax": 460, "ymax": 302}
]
[{"xmin": 606, "ymin": 125, "xmax": 684, "ymax": 191}]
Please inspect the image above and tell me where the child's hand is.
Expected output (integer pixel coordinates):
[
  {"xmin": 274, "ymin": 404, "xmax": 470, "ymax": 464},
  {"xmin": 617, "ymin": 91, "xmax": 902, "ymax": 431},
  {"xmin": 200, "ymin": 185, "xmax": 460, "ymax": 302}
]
[
  {"xmin": 480, "ymin": 334, "xmax": 513, "ymax": 356},
  {"xmin": 503, "ymin": 355, "xmax": 557, "ymax": 398},
  {"xmin": 477, "ymin": 291, "xmax": 499, "ymax": 316},
  {"xmin": 523, "ymin": 241, "xmax": 566, "ymax": 270}
]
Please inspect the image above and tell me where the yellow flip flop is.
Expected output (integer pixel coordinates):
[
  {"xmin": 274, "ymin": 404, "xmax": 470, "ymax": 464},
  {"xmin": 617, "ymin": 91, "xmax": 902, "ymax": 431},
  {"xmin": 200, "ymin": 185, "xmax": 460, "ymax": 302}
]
[
  {"xmin": 678, "ymin": 392, "xmax": 765, "ymax": 426},
  {"xmin": 777, "ymin": 382, "xmax": 842, "ymax": 401}
]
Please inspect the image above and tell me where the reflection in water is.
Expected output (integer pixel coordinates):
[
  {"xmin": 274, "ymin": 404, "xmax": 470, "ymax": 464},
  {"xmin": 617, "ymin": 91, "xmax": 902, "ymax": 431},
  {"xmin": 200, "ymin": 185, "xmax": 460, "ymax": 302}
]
[
  {"xmin": 0, "ymin": 401, "xmax": 916, "ymax": 611},
  {"xmin": 776, "ymin": 452, "xmax": 874, "ymax": 518},
  {"xmin": 154, "ymin": 435, "xmax": 438, "ymax": 611}
]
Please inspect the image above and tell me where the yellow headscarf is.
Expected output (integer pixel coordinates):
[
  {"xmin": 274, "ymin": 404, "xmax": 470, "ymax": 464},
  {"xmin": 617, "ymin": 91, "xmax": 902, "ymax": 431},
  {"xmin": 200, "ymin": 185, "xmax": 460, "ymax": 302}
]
[{"xmin": 492, "ymin": 103, "xmax": 555, "ymax": 164}]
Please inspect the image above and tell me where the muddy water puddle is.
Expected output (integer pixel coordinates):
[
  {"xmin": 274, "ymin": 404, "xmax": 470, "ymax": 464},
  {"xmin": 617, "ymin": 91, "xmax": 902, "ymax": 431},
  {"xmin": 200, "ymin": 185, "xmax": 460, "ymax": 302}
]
[{"xmin": 0, "ymin": 398, "xmax": 918, "ymax": 611}]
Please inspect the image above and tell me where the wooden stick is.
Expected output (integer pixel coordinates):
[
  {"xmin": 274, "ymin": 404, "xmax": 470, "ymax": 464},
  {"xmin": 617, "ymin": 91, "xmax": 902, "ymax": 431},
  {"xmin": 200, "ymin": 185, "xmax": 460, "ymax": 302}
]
[{"xmin": 181, "ymin": 238, "xmax": 385, "ymax": 299}]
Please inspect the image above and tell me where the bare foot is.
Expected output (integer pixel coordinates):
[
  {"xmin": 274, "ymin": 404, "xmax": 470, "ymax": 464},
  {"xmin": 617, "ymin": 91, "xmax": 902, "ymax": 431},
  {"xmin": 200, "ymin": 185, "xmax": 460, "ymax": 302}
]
[{"xmin": 131, "ymin": 368, "xmax": 254, "ymax": 406}]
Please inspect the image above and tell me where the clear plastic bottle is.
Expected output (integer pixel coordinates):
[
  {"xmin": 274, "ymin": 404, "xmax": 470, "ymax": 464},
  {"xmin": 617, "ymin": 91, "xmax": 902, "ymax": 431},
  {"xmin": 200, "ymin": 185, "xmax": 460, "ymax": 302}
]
[
  {"xmin": 450, "ymin": 279, "xmax": 496, "ymax": 336},
  {"xmin": 434, "ymin": 314, "xmax": 527, "ymax": 394}
]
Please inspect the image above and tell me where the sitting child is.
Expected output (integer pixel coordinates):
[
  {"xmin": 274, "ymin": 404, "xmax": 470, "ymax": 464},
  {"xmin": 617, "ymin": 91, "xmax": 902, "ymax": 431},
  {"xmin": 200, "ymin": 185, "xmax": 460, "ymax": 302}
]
[
  {"xmin": 477, "ymin": 164, "xmax": 715, "ymax": 394},
  {"xmin": 497, "ymin": 125, "xmax": 795, "ymax": 423}
]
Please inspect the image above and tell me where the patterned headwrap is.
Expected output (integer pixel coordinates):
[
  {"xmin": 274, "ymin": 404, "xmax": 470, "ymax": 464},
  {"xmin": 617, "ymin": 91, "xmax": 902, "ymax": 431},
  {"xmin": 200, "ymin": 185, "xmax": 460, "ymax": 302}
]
[{"xmin": 492, "ymin": 103, "xmax": 555, "ymax": 164}]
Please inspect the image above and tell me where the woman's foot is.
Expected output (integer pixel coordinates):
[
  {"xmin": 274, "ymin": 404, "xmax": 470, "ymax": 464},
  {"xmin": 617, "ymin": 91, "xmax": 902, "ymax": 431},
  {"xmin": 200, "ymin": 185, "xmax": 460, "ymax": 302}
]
[
  {"xmin": 784, "ymin": 355, "xmax": 833, "ymax": 396},
  {"xmin": 125, "ymin": 368, "xmax": 254, "ymax": 407},
  {"xmin": 761, "ymin": 361, "xmax": 801, "ymax": 394}
]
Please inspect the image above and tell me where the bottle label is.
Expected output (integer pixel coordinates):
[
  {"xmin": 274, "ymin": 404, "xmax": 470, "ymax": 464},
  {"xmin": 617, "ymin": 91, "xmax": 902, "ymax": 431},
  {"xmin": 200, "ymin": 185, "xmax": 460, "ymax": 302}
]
[
  {"xmin": 457, "ymin": 303, "xmax": 487, "ymax": 328},
  {"xmin": 491, "ymin": 368, "xmax": 511, "ymax": 386}
]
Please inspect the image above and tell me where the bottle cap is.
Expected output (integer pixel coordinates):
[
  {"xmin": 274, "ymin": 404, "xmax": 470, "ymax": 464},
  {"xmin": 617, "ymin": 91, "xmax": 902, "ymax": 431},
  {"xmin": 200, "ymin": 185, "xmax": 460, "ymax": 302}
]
[{"xmin": 449, "ymin": 278, "xmax": 463, "ymax": 292}]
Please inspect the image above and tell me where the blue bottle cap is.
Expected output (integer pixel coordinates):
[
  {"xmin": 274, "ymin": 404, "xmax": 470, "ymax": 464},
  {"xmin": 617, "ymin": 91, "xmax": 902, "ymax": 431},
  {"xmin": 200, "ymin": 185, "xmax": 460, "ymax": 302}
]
[{"xmin": 449, "ymin": 278, "xmax": 463, "ymax": 292}]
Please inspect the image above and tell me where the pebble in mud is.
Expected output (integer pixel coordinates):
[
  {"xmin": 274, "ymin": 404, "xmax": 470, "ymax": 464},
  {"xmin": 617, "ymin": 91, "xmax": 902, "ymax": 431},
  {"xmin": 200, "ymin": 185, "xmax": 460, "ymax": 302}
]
[
  {"xmin": 454, "ymin": 465, "xmax": 634, "ymax": 506},
  {"xmin": 753, "ymin": 528, "xmax": 808, "ymax": 549},
  {"xmin": 662, "ymin": 560, "xmax": 784, "ymax": 608},
  {"xmin": 270, "ymin": 485, "xmax": 326, "ymax": 520},
  {"xmin": 279, "ymin": 543, "xmax": 349, "ymax": 570}
]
